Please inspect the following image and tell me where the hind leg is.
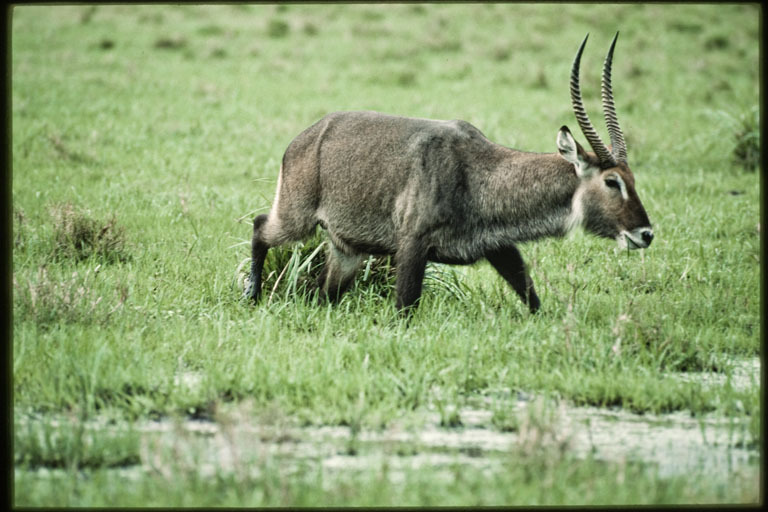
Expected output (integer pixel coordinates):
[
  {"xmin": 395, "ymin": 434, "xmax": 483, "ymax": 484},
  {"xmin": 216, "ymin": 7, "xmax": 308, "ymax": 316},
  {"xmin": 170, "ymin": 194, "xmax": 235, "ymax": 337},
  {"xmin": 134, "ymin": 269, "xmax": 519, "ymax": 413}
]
[
  {"xmin": 394, "ymin": 237, "xmax": 428, "ymax": 316},
  {"xmin": 318, "ymin": 242, "xmax": 363, "ymax": 303},
  {"xmin": 248, "ymin": 161, "xmax": 325, "ymax": 302},
  {"xmin": 247, "ymin": 208, "xmax": 317, "ymax": 303},
  {"xmin": 247, "ymin": 214, "xmax": 271, "ymax": 302}
]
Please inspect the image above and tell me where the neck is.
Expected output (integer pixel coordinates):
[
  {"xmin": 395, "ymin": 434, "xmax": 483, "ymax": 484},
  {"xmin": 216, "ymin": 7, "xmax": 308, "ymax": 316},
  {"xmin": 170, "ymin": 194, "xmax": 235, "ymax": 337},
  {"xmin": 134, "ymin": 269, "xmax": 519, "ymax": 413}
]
[{"xmin": 474, "ymin": 149, "xmax": 581, "ymax": 242}]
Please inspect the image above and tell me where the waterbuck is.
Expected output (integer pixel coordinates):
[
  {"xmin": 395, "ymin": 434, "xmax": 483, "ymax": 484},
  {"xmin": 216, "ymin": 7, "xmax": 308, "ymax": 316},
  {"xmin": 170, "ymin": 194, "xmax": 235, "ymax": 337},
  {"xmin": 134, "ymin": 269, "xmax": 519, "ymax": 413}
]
[{"xmin": 247, "ymin": 33, "xmax": 653, "ymax": 315}]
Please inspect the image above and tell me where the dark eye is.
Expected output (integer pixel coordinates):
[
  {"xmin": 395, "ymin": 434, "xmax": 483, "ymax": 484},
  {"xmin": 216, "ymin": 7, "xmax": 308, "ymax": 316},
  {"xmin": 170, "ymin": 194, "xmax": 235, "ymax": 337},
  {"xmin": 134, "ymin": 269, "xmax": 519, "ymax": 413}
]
[{"xmin": 605, "ymin": 178, "xmax": 621, "ymax": 190}]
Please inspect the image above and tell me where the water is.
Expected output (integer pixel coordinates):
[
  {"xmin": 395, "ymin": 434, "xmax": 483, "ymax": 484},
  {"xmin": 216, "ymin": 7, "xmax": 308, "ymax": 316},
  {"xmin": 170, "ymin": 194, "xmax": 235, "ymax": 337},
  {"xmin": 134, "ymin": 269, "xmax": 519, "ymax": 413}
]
[{"xmin": 16, "ymin": 358, "xmax": 760, "ymax": 488}]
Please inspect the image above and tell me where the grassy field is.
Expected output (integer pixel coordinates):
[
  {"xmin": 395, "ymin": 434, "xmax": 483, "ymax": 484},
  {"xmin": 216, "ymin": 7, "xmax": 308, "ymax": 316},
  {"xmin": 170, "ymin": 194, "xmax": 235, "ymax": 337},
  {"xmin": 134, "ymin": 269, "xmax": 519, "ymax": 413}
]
[{"xmin": 12, "ymin": 3, "xmax": 761, "ymax": 507}]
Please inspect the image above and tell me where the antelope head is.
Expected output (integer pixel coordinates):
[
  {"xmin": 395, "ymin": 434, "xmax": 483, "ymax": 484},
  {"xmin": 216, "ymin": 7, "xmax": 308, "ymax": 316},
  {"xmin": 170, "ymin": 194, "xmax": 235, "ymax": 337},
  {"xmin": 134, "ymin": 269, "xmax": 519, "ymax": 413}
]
[{"xmin": 557, "ymin": 33, "xmax": 653, "ymax": 250}]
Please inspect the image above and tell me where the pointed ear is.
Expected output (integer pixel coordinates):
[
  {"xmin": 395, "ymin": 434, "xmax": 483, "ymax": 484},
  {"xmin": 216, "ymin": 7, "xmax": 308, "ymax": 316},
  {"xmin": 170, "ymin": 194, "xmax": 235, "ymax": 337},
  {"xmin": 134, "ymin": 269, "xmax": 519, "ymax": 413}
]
[{"xmin": 557, "ymin": 126, "xmax": 597, "ymax": 178}]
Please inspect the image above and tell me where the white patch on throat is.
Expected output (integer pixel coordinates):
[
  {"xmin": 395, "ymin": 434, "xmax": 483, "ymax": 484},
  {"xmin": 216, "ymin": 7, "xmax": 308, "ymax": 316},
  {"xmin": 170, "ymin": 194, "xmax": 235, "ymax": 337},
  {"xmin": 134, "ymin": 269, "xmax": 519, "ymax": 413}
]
[{"xmin": 565, "ymin": 185, "xmax": 586, "ymax": 234}]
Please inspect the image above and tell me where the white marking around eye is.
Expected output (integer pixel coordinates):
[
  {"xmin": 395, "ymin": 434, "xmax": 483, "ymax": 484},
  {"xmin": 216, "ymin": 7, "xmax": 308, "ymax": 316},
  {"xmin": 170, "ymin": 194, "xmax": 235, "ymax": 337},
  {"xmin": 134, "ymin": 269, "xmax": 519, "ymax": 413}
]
[{"xmin": 611, "ymin": 173, "xmax": 629, "ymax": 201}]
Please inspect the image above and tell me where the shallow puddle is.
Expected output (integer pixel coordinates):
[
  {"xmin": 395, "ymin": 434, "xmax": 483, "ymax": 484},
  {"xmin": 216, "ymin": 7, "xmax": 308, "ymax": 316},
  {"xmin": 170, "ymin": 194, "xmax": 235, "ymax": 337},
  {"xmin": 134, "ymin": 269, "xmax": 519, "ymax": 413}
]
[
  {"xmin": 16, "ymin": 358, "xmax": 760, "ymax": 490},
  {"xmin": 670, "ymin": 356, "xmax": 760, "ymax": 391}
]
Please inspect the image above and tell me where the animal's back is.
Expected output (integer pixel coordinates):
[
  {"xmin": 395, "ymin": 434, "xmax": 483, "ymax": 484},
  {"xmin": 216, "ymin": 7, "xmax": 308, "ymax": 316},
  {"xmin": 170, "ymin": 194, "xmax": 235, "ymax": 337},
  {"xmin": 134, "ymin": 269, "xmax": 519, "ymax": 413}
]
[{"xmin": 277, "ymin": 111, "xmax": 496, "ymax": 253}]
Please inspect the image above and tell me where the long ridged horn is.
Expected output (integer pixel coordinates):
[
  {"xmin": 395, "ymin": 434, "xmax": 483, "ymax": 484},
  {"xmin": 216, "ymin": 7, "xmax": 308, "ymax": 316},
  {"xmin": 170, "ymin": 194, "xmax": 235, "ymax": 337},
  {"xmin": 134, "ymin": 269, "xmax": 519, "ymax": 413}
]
[
  {"xmin": 570, "ymin": 34, "xmax": 617, "ymax": 168},
  {"xmin": 602, "ymin": 32, "xmax": 627, "ymax": 162}
]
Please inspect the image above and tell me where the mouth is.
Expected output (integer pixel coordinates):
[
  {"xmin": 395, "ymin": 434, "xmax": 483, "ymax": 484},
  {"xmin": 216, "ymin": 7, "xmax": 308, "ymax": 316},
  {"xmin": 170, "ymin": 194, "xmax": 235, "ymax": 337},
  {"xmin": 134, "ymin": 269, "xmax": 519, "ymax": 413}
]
[
  {"xmin": 618, "ymin": 230, "xmax": 648, "ymax": 250},
  {"xmin": 625, "ymin": 236, "xmax": 641, "ymax": 250}
]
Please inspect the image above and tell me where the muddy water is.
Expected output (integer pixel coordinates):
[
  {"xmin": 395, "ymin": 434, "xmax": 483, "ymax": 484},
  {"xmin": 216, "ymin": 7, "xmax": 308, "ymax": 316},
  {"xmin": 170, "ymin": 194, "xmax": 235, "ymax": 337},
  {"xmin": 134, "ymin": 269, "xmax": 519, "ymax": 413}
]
[
  {"xmin": 17, "ymin": 358, "xmax": 760, "ymax": 489},
  {"xmin": 558, "ymin": 406, "xmax": 757, "ymax": 480},
  {"xmin": 116, "ymin": 397, "xmax": 758, "ymax": 486}
]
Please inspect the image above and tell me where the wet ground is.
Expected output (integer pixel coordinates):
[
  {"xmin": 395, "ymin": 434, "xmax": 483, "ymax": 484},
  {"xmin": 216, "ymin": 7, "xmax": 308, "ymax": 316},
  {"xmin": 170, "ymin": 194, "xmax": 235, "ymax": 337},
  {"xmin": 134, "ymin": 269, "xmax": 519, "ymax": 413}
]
[{"xmin": 17, "ymin": 357, "xmax": 761, "ymax": 491}]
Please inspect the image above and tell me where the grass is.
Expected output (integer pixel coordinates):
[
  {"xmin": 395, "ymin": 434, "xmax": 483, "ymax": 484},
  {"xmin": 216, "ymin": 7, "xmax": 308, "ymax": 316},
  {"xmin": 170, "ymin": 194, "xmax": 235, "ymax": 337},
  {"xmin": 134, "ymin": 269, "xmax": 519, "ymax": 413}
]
[
  {"xmin": 11, "ymin": 3, "xmax": 761, "ymax": 507},
  {"xmin": 14, "ymin": 451, "xmax": 758, "ymax": 507}
]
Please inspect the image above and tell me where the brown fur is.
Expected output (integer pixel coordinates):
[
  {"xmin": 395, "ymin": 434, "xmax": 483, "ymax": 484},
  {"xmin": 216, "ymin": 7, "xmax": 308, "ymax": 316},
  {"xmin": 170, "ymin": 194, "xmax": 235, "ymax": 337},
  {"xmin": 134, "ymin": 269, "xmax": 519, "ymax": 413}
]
[{"xmin": 246, "ymin": 111, "xmax": 652, "ymax": 315}]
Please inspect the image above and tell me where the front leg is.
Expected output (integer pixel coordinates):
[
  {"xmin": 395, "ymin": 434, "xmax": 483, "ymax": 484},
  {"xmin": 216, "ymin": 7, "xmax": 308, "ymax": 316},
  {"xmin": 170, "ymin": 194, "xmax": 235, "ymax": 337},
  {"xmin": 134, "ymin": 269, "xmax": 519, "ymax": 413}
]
[
  {"xmin": 394, "ymin": 239, "xmax": 428, "ymax": 316},
  {"xmin": 486, "ymin": 244, "xmax": 540, "ymax": 313}
]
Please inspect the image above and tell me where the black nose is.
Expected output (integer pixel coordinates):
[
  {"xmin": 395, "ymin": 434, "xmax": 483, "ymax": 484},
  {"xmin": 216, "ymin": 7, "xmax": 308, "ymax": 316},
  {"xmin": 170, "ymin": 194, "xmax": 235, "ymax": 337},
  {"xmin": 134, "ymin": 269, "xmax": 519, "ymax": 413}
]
[{"xmin": 642, "ymin": 230, "xmax": 654, "ymax": 246}]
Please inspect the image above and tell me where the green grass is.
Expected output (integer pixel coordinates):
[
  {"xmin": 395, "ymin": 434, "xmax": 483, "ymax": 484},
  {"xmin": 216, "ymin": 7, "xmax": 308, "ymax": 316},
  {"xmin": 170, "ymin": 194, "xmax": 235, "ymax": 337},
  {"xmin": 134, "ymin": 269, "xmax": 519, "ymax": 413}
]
[
  {"xmin": 12, "ymin": 3, "xmax": 760, "ymax": 507},
  {"xmin": 14, "ymin": 452, "xmax": 758, "ymax": 507}
]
